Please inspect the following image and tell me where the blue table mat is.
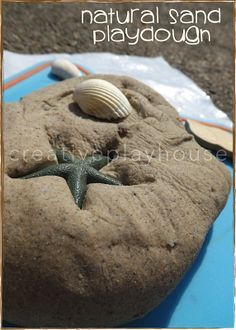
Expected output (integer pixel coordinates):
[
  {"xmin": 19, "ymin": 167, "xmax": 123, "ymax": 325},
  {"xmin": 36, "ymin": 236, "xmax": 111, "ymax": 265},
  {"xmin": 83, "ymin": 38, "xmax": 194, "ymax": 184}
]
[{"xmin": 3, "ymin": 64, "xmax": 234, "ymax": 328}]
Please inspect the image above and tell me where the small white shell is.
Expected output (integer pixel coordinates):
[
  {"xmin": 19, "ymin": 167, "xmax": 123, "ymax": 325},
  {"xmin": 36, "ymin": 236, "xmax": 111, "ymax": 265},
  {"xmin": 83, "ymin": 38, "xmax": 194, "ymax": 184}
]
[
  {"xmin": 51, "ymin": 59, "xmax": 82, "ymax": 80},
  {"xmin": 73, "ymin": 79, "xmax": 132, "ymax": 120}
]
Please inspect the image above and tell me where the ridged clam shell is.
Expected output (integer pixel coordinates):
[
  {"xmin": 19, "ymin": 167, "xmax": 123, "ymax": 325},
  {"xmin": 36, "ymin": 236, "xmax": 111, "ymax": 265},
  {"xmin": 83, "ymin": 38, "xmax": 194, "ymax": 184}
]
[
  {"xmin": 73, "ymin": 79, "xmax": 132, "ymax": 120},
  {"xmin": 51, "ymin": 59, "xmax": 82, "ymax": 80}
]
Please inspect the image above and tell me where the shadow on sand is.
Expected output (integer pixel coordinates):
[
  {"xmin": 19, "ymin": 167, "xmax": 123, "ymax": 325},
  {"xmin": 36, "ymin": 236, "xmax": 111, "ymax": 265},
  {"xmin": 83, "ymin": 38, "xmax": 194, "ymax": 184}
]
[
  {"xmin": 3, "ymin": 224, "xmax": 214, "ymax": 329},
  {"xmin": 124, "ymin": 227, "xmax": 214, "ymax": 328}
]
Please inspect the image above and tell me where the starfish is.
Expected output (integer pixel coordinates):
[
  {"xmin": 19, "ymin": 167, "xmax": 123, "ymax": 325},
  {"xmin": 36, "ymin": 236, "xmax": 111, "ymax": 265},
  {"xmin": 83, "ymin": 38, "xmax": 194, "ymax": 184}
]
[{"xmin": 21, "ymin": 150, "xmax": 121, "ymax": 209}]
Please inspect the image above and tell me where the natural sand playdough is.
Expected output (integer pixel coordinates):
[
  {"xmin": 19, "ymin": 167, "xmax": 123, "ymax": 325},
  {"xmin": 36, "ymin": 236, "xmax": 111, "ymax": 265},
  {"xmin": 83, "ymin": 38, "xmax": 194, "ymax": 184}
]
[{"xmin": 3, "ymin": 75, "xmax": 230, "ymax": 327}]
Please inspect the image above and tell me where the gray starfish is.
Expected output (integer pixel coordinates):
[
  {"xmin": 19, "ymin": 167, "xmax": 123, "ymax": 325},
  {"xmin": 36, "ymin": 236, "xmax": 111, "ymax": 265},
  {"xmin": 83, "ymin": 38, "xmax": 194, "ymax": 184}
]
[{"xmin": 21, "ymin": 150, "xmax": 121, "ymax": 208}]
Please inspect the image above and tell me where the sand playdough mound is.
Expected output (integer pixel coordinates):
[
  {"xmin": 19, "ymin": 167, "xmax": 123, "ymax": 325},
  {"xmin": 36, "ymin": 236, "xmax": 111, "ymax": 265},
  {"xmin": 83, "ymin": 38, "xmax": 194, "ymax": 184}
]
[{"xmin": 3, "ymin": 75, "xmax": 231, "ymax": 327}]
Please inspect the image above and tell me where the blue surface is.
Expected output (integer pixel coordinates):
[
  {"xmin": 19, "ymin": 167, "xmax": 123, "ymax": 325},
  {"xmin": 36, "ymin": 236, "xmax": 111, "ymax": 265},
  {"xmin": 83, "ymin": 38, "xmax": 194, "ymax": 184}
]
[{"xmin": 3, "ymin": 64, "xmax": 234, "ymax": 328}]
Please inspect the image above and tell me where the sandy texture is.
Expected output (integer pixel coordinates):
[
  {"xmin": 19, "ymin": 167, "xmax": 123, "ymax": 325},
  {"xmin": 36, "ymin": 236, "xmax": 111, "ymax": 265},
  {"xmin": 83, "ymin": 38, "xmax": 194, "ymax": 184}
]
[
  {"xmin": 3, "ymin": 2, "xmax": 233, "ymax": 118},
  {"xmin": 3, "ymin": 75, "xmax": 230, "ymax": 327}
]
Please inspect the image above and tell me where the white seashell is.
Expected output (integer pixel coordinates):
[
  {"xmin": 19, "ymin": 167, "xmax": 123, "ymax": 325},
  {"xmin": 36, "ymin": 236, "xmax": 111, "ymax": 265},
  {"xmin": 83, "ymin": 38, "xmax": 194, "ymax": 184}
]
[
  {"xmin": 73, "ymin": 79, "xmax": 132, "ymax": 120},
  {"xmin": 51, "ymin": 59, "xmax": 82, "ymax": 80}
]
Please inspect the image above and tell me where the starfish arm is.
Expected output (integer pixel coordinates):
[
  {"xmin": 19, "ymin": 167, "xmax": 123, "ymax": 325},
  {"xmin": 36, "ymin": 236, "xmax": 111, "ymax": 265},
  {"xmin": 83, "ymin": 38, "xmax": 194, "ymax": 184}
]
[
  {"xmin": 87, "ymin": 167, "xmax": 121, "ymax": 186},
  {"xmin": 21, "ymin": 163, "xmax": 72, "ymax": 179},
  {"xmin": 85, "ymin": 155, "xmax": 110, "ymax": 170},
  {"xmin": 67, "ymin": 168, "xmax": 88, "ymax": 208},
  {"xmin": 55, "ymin": 149, "xmax": 75, "ymax": 164},
  {"xmin": 19, "ymin": 148, "xmax": 120, "ymax": 209}
]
